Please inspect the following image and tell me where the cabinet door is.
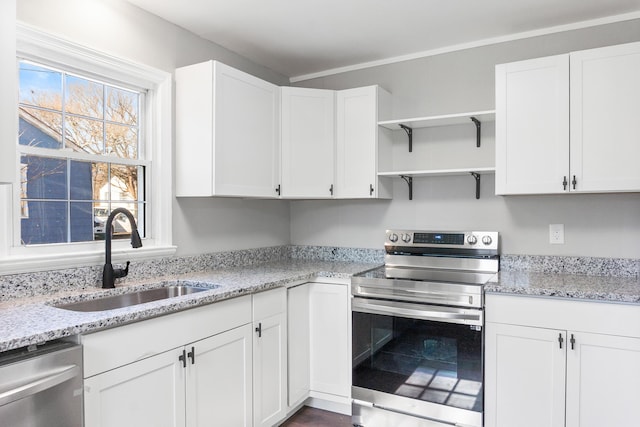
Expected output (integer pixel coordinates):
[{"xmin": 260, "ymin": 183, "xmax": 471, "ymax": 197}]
[
  {"xmin": 566, "ymin": 332, "xmax": 640, "ymax": 427},
  {"xmin": 175, "ymin": 60, "xmax": 280, "ymax": 197},
  {"xmin": 0, "ymin": 0, "xmax": 16, "ymax": 184},
  {"xmin": 335, "ymin": 86, "xmax": 392, "ymax": 199},
  {"xmin": 281, "ymin": 87, "xmax": 335, "ymax": 198},
  {"xmin": 287, "ymin": 283, "xmax": 310, "ymax": 407},
  {"xmin": 186, "ymin": 324, "xmax": 253, "ymax": 427},
  {"xmin": 495, "ymin": 55, "xmax": 569, "ymax": 195},
  {"xmin": 84, "ymin": 349, "xmax": 186, "ymax": 427},
  {"xmin": 215, "ymin": 62, "xmax": 280, "ymax": 197},
  {"xmin": 485, "ymin": 323, "xmax": 566, "ymax": 427},
  {"xmin": 253, "ymin": 311, "xmax": 287, "ymax": 427},
  {"xmin": 309, "ymin": 282, "xmax": 350, "ymax": 397},
  {"xmin": 570, "ymin": 42, "xmax": 640, "ymax": 192}
]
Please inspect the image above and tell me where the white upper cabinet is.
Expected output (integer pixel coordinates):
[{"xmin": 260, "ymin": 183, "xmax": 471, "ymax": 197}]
[
  {"xmin": 570, "ymin": 42, "xmax": 640, "ymax": 192},
  {"xmin": 495, "ymin": 54, "xmax": 569, "ymax": 195},
  {"xmin": 280, "ymin": 87, "xmax": 335, "ymax": 198},
  {"xmin": 0, "ymin": 0, "xmax": 16, "ymax": 184},
  {"xmin": 336, "ymin": 85, "xmax": 392, "ymax": 199},
  {"xmin": 496, "ymin": 41, "xmax": 640, "ymax": 195},
  {"xmin": 175, "ymin": 60, "xmax": 280, "ymax": 198}
]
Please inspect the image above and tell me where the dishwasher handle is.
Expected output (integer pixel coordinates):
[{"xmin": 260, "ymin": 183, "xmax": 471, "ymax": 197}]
[{"xmin": 0, "ymin": 365, "xmax": 80, "ymax": 407}]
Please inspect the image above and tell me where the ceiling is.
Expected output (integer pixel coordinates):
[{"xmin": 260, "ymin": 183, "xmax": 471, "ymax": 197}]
[{"xmin": 125, "ymin": 0, "xmax": 640, "ymax": 81}]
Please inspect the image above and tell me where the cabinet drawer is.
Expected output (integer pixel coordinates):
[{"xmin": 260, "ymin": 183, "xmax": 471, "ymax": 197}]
[
  {"xmin": 486, "ymin": 294, "xmax": 640, "ymax": 338},
  {"xmin": 253, "ymin": 287, "xmax": 286, "ymax": 320},
  {"xmin": 82, "ymin": 295, "xmax": 252, "ymax": 377}
]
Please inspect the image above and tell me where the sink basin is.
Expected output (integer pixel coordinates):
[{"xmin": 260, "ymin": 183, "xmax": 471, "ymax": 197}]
[{"xmin": 54, "ymin": 285, "xmax": 215, "ymax": 312}]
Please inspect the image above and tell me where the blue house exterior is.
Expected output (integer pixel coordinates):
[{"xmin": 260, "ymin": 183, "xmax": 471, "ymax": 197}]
[{"xmin": 19, "ymin": 109, "xmax": 94, "ymax": 245}]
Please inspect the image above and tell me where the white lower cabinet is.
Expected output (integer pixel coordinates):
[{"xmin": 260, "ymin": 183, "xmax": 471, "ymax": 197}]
[
  {"xmin": 485, "ymin": 323, "xmax": 566, "ymax": 427},
  {"xmin": 84, "ymin": 348, "xmax": 186, "ymax": 427},
  {"xmin": 286, "ymin": 280, "xmax": 351, "ymax": 413},
  {"xmin": 82, "ymin": 283, "xmax": 352, "ymax": 426},
  {"xmin": 252, "ymin": 288, "xmax": 287, "ymax": 427},
  {"xmin": 287, "ymin": 283, "xmax": 310, "ymax": 408},
  {"xmin": 485, "ymin": 294, "xmax": 640, "ymax": 427},
  {"xmin": 565, "ymin": 332, "xmax": 640, "ymax": 427},
  {"xmin": 309, "ymin": 282, "xmax": 350, "ymax": 398},
  {"xmin": 82, "ymin": 296, "xmax": 253, "ymax": 427},
  {"xmin": 187, "ymin": 325, "xmax": 253, "ymax": 427}
]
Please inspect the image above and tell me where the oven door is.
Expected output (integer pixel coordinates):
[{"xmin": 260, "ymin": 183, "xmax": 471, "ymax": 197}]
[{"xmin": 352, "ymin": 297, "xmax": 483, "ymax": 427}]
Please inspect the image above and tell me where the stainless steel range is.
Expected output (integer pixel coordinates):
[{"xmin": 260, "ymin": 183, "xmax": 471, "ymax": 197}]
[{"xmin": 351, "ymin": 230, "xmax": 499, "ymax": 427}]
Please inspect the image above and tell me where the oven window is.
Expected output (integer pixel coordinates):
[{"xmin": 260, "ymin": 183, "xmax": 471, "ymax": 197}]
[{"xmin": 352, "ymin": 312, "xmax": 483, "ymax": 412}]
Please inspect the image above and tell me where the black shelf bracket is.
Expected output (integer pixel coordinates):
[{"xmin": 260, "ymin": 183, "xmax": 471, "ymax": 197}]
[
  {"xmin": 470, "ymin": 117, "xmax": 481, "ymax": 147},
  {"xmin": 470, "ymin": 172, "xmax": 481, "ymax": 199},
  {"xmin": 399, "ymin": 124, "xmax": 413, "ymax": 152},
  {"xmin": 400, "ymin": 175, "xmax": 413, "ymax": 200}
]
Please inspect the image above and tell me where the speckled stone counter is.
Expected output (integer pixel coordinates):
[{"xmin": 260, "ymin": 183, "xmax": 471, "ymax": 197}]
[
  {"xmin": 0, "ymin": 259, "xmax": 378, "ymax": 352},
  {"xmin": 3, "ymin": 247, "xmax": 640, "ymax": 353},
  {"xmin": 488, "ymin": 271, "xmax": 640, "ymax": 303}
]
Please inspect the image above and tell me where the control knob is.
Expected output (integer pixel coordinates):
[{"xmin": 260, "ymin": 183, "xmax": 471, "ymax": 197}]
[
  {"xmin": 482, "ymin": 235, "xmax": 493, "ymax": 246},
  {"xmin": 388, "ymin": 233, "xmax": 398, "ymax": 243},
  {"xmin": 466, "ymin": 235, "xmax": 477, "ymax": 245},
  {"xmin": 401, "ymin": 233, "xmax": 412, "ymax": 243}
]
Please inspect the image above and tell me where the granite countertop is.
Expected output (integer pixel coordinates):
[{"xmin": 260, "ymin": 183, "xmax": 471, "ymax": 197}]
[
  {"xmin": 0, "ymin": 259, "xmax": 378, "ymax": 353},
  {"xmin": 489, "ymin": 270, "xmax": 640, "ymax": 304},
  {"xmin": 3, "ymin": 254, "xmax": 640, "ymax": 353}
]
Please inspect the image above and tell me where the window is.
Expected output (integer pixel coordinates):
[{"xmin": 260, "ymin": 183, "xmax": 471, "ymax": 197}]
[
  {"xmin": 18, "ymin": 61, "xmax": 146, "ymax": 245},
  {"xmin": 0, "ymin": 24, "xmax": 175, "ymax": 274}
]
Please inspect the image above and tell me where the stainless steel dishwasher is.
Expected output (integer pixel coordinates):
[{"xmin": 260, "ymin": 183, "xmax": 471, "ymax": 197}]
[{"xmin": 0, "ymin": 340, "xmax": 83, "ymax": 427}]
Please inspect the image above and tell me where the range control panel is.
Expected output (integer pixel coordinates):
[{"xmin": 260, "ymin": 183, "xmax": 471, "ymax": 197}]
[{"xmin": 385, "ymin": 230, "xmax": 499, "ymax": 251}]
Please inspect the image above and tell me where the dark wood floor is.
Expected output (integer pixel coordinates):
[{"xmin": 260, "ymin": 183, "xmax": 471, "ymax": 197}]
[{"xmin": 280, "ymin": 406, "xmax": 352, "ymax": 427}]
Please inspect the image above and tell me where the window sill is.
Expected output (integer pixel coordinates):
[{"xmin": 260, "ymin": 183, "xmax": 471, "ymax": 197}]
[{"xmin": 0, "ymin": 244, "xmax": 177, "ymax": 276}]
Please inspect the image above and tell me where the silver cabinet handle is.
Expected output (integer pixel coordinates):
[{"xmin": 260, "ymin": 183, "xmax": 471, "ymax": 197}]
[{"xmin": 0, "ymin": 365, "xmax": 80, "ymax": 406}]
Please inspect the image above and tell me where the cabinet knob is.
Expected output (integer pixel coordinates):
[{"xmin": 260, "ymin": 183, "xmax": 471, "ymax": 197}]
[
  {"xmin": 369, "ymin": 184, "xmax": 374, "ymax": 196},
  {"xmin": 255, "ymin": 322, "xmax": 262, "ymax": 338}
]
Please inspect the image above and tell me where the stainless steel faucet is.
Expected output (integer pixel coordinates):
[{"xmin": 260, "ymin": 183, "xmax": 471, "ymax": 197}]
[{"xmin": 102, "ymin": 207, "xmax": 143, "ymax": 289}]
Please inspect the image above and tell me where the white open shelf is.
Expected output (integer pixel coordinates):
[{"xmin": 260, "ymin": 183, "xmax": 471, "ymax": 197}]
[
  {"xmin": 378, "ymin": 168, "xmax": 495, "ymax": 200},
  {"xmin": 378, "ymin": 110, "xmax": 495, "ymax": 130},
  {"xmin": 378, "ymin": 167, "xmax": 495, "ymax": 178}
]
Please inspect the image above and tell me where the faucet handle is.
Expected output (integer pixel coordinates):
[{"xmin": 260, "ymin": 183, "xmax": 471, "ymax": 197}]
[{"xmin": 114, "ymin": 261, "xmax": 131, "ymax": 279}]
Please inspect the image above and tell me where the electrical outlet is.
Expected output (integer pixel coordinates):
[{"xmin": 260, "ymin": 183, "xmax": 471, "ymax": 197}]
[{"xmin": 549, "ymin": 224, "xmax": 564, "ymax": 244}]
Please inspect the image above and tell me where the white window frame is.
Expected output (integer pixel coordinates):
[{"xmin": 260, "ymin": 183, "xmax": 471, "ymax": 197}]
[{"xmin": 0, "ymin": 24, "xmax": 175, "ymax": 274}]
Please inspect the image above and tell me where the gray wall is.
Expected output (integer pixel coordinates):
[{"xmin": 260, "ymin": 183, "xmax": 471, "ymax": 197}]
[
  {"xmin": 17, "ymin": 1, "xmax": 640, "ymax": 259},
  {"xmin": 291, "ymin": 19, "xmax": 640, "ymax": 258},
  {"xmin": 17, "ymin": 0, "xmax": 292, "ymax": 256}
]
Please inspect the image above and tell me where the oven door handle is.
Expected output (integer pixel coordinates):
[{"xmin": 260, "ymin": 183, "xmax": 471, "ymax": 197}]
[
  {"xmin": 354, "ymin": 284, "xmax": 480, "ymax": 308},
  {"xmin": 352, "ymin": 297, "xmax": 482, "ymax": 326}
]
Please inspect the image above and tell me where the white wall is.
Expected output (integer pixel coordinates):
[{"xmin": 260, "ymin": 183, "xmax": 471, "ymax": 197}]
[
  {"xmin": 291, "ymin": 19, "xmax": 640, "ymax": 258},
  {"xmin": 17, "ymin": 0, "xmax": 291, "ymax": 256}
]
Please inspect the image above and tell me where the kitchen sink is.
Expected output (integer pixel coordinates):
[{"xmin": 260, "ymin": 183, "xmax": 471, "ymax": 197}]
[{"xmin": 54, "ymin": 284, "xmax": 216, "ymax": 312}]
